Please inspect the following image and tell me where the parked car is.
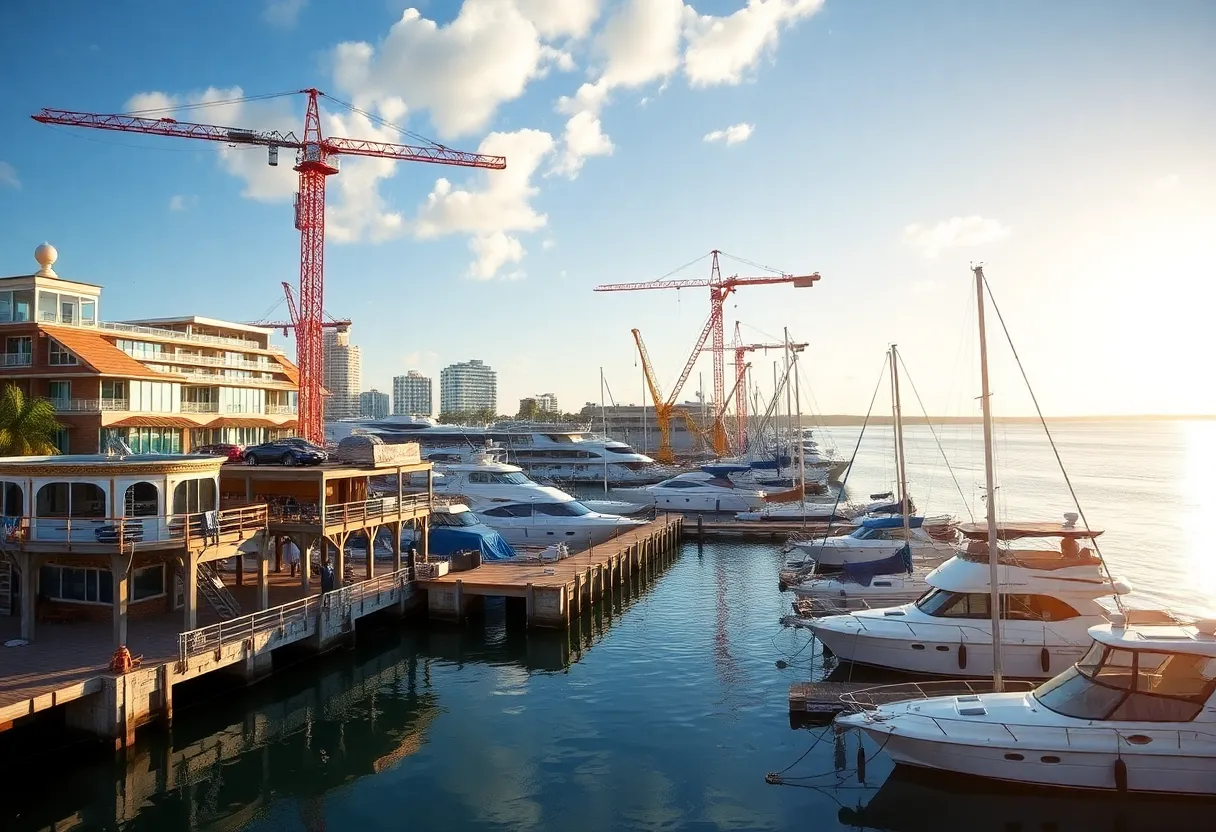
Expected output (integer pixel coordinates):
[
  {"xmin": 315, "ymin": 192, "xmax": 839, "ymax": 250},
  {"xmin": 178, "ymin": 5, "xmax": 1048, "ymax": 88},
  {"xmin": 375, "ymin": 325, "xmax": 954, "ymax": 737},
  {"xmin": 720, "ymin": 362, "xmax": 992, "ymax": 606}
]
[
  {"xmin": 243, "ymin": 439, "xmax": 328, "ymax": 466},
  {"xmin": 194, "ymin": 443, "xmax": 245, "ymax": 463}
]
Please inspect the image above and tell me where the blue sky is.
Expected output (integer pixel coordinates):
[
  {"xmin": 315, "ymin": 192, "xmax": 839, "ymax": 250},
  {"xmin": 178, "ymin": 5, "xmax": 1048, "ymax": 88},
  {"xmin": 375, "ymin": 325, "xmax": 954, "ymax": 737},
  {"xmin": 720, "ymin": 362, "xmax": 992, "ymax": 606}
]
[{"xmin": 1, "ymin": 0, "xmax": 1214, "ymax": 418}]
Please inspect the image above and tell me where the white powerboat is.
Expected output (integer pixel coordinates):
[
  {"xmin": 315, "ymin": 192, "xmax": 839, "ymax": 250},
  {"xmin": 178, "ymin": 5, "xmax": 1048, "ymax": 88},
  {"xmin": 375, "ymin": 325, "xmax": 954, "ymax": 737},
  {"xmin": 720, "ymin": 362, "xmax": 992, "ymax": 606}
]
[
  {"xmin": 412, "ymin": 455, "xmax": 646, "ymax": 546},
  {"xmin": 611, "ymin": 471, "xmax": 766, "ymax": 513},
  {"xmin": 327, "ymin": 416, "xmax": 670, "ymax": 484},
  {"xmin": 807, "ymin": 519, "xmax": 1133, "ymax": 679},
  {"xmin": 838, "ymin": 614, "xmax": 1216, "ymax": 795},
  {"xmin": 738, "ymin": 491, "xmax": 910, "ymax": 524},
  {"xmin": 789, "ymin": 514, "xmax": 956, "ymax": 569},
  {"xmin": 792, "ymin": 562, "xmax": 942, "ymax": 615}
]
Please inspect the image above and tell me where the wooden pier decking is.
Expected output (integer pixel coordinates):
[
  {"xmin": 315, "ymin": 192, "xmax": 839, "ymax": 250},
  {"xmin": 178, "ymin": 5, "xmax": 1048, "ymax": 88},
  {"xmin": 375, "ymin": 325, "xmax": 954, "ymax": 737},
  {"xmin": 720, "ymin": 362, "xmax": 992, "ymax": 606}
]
[
  {"xmin": 416, "ymin": 515, "xmax": 685, "ymax": 627},
  {"xmin": 681, "ymin": 517, "xmax": 849, "ymax": 541}
]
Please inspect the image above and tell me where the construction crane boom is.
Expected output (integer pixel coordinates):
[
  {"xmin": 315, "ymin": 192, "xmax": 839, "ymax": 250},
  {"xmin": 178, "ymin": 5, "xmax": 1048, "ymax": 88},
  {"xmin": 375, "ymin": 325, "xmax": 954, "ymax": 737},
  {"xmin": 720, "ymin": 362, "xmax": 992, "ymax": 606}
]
[
  {"xmin": 631, "ymin": 310, "xmax": 717, "ymax": 464},
  {"xmin": 33, "ymin": 88, "xmax": 507, "ymax": 445},
  {"xmin": 253, "ymin": 282, "xmax": 352, "ymax": 335},
  {"xmin": 720, "ymin": 322, "xmax": 808, "ymax": 451},
  {"xmin": 596, "ymin": 250, "xmax": 820, "ymax": 455}
]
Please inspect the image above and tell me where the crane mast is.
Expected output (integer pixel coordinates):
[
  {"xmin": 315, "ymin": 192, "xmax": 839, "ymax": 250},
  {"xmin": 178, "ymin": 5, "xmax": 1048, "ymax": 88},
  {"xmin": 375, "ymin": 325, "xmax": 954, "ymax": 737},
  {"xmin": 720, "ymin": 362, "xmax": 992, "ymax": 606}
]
[{"xmin": 33, "ymin": 88, "xmax": 506, "ymax": 445}]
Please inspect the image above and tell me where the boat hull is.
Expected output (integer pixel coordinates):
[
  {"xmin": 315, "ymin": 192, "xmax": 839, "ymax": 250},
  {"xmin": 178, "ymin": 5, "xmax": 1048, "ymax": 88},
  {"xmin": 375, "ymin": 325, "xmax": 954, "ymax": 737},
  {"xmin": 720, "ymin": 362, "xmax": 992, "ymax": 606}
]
[{"xmin": 852, "ymin": 724, "xmax": 1216, "ymax": 795}]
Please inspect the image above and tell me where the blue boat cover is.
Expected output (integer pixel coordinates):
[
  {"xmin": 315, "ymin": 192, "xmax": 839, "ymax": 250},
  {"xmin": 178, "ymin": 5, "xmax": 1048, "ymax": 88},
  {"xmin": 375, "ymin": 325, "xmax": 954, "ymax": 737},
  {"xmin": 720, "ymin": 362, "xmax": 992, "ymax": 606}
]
[
  {"xmin": 861, "ymin": 515, "xmax": 925, "ymax": 530},
  {"xmin": 428, "ymin": 527, "xmax": 517, "ymax": 561},
  {"xmin": 750, "ymin": 454, "xmax": 793, "ymax": 470},
  {"xmin": 841, "ymin": 544, "xmax": 913, "ymax": 586}
]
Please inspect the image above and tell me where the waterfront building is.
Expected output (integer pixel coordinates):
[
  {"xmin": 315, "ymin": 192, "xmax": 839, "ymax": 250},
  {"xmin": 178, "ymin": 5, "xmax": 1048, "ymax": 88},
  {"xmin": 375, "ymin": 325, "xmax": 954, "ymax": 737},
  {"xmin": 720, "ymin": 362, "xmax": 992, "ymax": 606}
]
[
  {"xmin": 323, "ymin": 328, "xmax": 362, "ymax": 421},
  {"xmin": 0, "ymin": 244, "xmax": 299, "ymax": 454},
  {"xmin": 439, "ymin": 359, "xmax": 496, "ymax": 414},
  {"xmin": 393, "ymin": 370, "xmax": 432, "ymax": 416},
  {"xmin": 360, "ymin": 389, "xmax": 390, "ymax": 419},
  {"xmin": 579, "ymin": 402, "xmax": 706, "ymax": 454}
]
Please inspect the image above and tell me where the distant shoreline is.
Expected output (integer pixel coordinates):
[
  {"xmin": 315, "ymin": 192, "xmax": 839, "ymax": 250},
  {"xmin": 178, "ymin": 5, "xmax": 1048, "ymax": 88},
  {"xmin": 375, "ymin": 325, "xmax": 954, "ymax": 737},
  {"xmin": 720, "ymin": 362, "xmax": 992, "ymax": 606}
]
[{"xmin": 803, "ymin": 414, "xmax": 1215, "ymax": 426}]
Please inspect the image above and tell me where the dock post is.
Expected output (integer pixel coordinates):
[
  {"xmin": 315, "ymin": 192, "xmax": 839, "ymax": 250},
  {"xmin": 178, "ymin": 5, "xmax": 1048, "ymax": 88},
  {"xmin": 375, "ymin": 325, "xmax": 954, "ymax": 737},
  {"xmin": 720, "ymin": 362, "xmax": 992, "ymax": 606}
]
[
  {"xmin": 573, "ymin": 572, "xmax": 581, "ymax": 617},
  {"xmin": 454, "ymin": 579, "xmax": 464, "ymax": 623},
  {"xmin": 525, "ymin": 583, "xmax": 534, "ymax": 627}
]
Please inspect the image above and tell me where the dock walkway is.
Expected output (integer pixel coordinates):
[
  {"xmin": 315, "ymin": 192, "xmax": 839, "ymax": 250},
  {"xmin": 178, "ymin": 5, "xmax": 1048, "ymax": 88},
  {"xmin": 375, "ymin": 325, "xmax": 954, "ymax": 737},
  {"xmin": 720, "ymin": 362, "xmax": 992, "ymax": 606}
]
[{"xmin": 417, "ymin": 515, "xmax": 684, "ymax": 627}]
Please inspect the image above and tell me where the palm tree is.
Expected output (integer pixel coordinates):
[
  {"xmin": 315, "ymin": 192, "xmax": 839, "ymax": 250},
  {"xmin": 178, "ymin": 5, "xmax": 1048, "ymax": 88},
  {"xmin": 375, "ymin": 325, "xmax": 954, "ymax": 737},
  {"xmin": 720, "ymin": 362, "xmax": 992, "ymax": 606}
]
[{"xmin": 0, "ymin": 384, "xmax": 63, "ymax": 456}]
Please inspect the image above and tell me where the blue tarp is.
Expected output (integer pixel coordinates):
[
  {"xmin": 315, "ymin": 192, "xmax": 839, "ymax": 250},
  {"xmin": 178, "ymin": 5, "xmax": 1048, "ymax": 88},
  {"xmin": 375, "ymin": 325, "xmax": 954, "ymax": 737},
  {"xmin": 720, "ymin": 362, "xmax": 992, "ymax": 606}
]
[
  {"xmin": 840, "ymin": 544, "xmax": 913, "ymax": 586},
  {"xmin": 428, "ymin": 526, "xmax": 517, "ymax": 562},
  {"xmin": 860, "ymin": 514, "xmax": 925, "ymax": 530}
]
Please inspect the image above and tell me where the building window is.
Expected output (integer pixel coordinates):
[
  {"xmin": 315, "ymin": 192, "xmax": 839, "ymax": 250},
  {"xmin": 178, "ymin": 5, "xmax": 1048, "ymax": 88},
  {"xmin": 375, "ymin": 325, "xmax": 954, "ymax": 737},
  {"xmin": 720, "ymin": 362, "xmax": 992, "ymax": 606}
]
[
  {"xmin": 102, "ymin": 380, "xmax": 126, "ymax": 403},
  {"xmin": 81, "ymin": 299, "xmax": 96, "ymax": 325},
  {"xmin": 101, "ymin": 427, "xmax": 182, "ymax": 454},
  {"xmin": 0, "ymin": 481, "xmax": 23, "ymax": 516},
  {"xmin": 52, "ymin": 429, "xmax": 69, "ymax": 455},
  {"xmin": 4, "ymin": 337, "xmax": 32, "ymax": 367},
  {"xmin": 132, "ymin": 564, "xmax": 165, "ymax": 601},
  {"xmin": 39, "ymin": 564, "xmax": 113, "ymax": 605},
  {"xmin": 173, "ymin": 478, "xmax": 217, "ymax": 515},
  {"xmin": 48, "ymin": 339, "xmax": 78, "ymax": 366},
  {"xmin": 48, "ymin": 380, "xmax": 70, "ymax": 404},
  {"xmin": 35, "ymin": 482, "xmax": 106, "ymax": 518},
  {"xmin": 124, "ymin": 482, "xmax": 159, "ymax": 517}
]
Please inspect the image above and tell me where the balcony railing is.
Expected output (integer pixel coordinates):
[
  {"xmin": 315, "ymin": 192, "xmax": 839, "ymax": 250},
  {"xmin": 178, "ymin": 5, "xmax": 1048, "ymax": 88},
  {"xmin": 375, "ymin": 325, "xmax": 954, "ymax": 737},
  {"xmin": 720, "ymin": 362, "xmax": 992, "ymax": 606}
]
[
  {"xmin": 1, "ymin": 504, "xmax": 268, "ymax": 547},
  {"xmin": 2, "ymin": 353, "xmax": 32, "ymax": 367},
  {"xmin": 10, "ymin": 312, "xmax": 286, "ymax": 354},
  {"xmin": 141, "ymin": 352, "xmax": 276, "ymax": 372},
  {"xmin": 51, "ymin": 398, "xmax": 129, "ymax": 413},
  {"xmin": 265, "ymin": 404, "xmax": 298, "ymax": 416},
  {"xmin": 266, "ymin": 495, "xmax": 430, "ymax": 528},
  {"xmin": 180, "ymin": 401, "xmax": 221, "ymax": 414}
]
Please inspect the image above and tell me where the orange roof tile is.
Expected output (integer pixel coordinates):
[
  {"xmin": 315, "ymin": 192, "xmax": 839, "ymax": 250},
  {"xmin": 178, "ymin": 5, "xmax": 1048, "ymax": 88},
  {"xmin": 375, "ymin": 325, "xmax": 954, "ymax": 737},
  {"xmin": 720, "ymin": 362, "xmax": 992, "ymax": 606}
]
[
  {"xmin": 276, "ymin": 356, "xmax": 300, "ymax": 386},
  {"xmin": 41, "ymin": 326, "xmax": 182, "ymax": 381},
  {"xmin": 208, "ymin": 417, "xmax": 277, "ymax": 428},
  {"xmin": 109, "ymin": 416, "xmax": 199, "ymax": 429}
]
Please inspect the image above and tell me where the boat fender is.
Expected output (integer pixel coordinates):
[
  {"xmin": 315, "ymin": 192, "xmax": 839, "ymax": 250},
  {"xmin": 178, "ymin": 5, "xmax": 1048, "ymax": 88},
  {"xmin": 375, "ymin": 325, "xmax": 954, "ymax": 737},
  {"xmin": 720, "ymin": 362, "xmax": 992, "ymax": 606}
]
[
  {"xmin": 856, "ymin": 745, "xmax": 866, "ymax": 784},
  {"xmin": 957, "ymin": 643, "xmax": 967, "ymax": 670},
  {"xmin": 1114, "ymin": 758, "xmax": 1128, "ymax": 793},
  {"xmin": 1040, "ymin": 647, "xmax": 1050, "ymax": 674}
]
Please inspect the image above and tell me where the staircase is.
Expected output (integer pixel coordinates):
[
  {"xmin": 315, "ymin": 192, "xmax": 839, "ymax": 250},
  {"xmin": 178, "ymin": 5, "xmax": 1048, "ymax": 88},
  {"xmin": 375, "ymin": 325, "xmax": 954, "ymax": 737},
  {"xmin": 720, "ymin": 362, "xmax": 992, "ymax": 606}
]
[{"xmin": 194, "ymin": 561, "xmax": 242, "ymax": 621}]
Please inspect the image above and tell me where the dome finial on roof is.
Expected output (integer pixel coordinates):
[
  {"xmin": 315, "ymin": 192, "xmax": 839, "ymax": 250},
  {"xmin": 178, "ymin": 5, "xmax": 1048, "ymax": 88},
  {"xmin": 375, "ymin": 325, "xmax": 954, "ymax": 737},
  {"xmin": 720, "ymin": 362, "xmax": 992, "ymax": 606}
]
[{"xmin": 34, "ymin": 242, "xmax": 58, "ymax": 278}]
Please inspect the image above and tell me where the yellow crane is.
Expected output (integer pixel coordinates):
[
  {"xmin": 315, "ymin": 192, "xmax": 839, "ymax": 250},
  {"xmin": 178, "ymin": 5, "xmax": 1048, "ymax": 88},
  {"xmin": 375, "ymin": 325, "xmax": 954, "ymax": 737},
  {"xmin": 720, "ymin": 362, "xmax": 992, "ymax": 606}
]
[{"xmin": 631, "ymin": 312, "xmax": 717, "ymax": 464}]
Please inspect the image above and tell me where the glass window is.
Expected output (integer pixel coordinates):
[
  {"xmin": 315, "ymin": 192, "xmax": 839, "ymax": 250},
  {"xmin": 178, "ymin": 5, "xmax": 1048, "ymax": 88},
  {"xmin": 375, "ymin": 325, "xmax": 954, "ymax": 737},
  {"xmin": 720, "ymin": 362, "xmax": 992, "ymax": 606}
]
[
  {"xmin": 916, "ymin": 590, "xmax": 992, "ymax": 619},
  {"xmin": 132, "ymin": 564, "xmax": 165, "ymax": 601},
  {"xmin": 468, "ymin": 472, "xmax": 491, "ymax": 484},
  {"xmin": 48, "ymin": 380, "xmax": 71, "ymax": 402},
  {"xmin": 0, "ymin": 292, "xmax": 10, "ymax": 323},
  {"xmin": 35, "ymin": 482, "xmax": 105, "ymax": 517},
  {"xmin": 482, "ymin": 504, "xmax": 533, "ymax": 518},
  {"xmin": 172, "ymin": 478, "xmax": 217, "ymax": 514},
  {"xmin": 1, "ymin": 481, "xmax": 22, "ymax": 516},
  {"xmin": 48, "ymin": 339, "xmax": 79, "ymax": 366},
  {"xmin": 38, "ymin": 291, "xmax": 58, "ymax": 322},
  {"xmin": 533, "ymin": 501, "xmax": 593, "ymax": 517},
  {"xmin": 71, "ymin": 483, "xmax": 106, "ymax": 518},
  {"xmin": 1005, "ymin": 594, "xmax": 1082, "ymax": 622},
  {"xmin": 81, "ymin": 299, "xmax": 96, "ymax": 324},
  {"xmin": 36, "ymin": 482, "xmax": 70, "ymax": 517},
  {"xmin": 124, "ymin": 482, "xmax": 159, "ymax": 517},
  {"xmin": 39, "ymin": 564, "xmax": 115, "ymax": 604},
  {"xmin": 12, "ymin": 290, "xmax": 32, "ymax": 323},
  {"xmin": 102, "ymin": 380, "xmax": 126, "ymax": 401}
]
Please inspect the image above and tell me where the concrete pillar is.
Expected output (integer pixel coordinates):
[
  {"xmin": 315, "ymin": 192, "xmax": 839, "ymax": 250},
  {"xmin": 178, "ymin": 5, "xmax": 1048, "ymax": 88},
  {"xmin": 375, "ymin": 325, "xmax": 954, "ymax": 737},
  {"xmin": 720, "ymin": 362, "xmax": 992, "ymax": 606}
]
[
  {"xmin": 18, "ymin": 552, "xmax": 35, "ymax": 642},
  {"xmin": 419, "ymin": 515, "xmax": 429, "ymax": 561},
  {"xmin": 333, "ymin": 536, "xmax": 345, "ymax": 585},
  {"xmin": 300, "ymin": 536, "xmax": 312, "ymax": 595},
  {"xmin": 391, "ymin": 521, "xmax": 402, "ymax": 572},
  {"xmin": 256, "ymin": 545, "xmax": 269, "ymax": 611},
  {"xmin": 111, "ymin": 554, "xmax": 129, "ymax": 648},
  {"xmin": 184, "ymin": 551, "xmax": 198, "ymax": 631},
  {"xmin": 274, "ymin": 535, "xmax": 283, "ymax": 573},
  {"xmin": 366, "ymin": 528, "xmax": 376, "ymax": 579}
]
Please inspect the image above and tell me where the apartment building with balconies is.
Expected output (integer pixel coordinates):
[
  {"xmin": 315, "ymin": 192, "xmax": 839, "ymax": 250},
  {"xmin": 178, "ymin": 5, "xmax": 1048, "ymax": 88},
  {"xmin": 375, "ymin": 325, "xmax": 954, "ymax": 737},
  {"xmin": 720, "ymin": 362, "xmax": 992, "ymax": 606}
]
[{"xmin": 0, "ymin": 245, "xmax": 299, "ymax": 453}]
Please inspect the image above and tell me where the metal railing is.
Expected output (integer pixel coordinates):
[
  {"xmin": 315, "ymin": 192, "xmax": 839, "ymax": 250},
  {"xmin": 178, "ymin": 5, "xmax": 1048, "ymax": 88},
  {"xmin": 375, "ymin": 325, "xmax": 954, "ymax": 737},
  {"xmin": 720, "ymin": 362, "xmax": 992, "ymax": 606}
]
[
  {"xmin": 180, "ymin": 401, "xmax": 220, "ymax": 413},
  {"xmin": 265, "ymin": 404, "xmax": 298, "ymax": 415},
  {"xmin": 177, "ymin": 566, "xmax": 409, "ymax": 663},
  {"xmin": 50, "ymin": 398, "xmax": 129, "ymax": 413},
  {"xmin": 149, "ymin": 352, "xmax": 275, "ymax": 372},
  {"xmin": 4, "ymin": 504, "xmax": 268, "ymax": 547},
  {"xmin": 98, "ymin": 319, "xmax": 283, "ymax": 352},
  {"xmin": 841, "ymin": 679, "xmax": 1039, "ymax": 711},
  {"xmin": 179, "ymin": 594, "xmax": 320, "ymax": 661},
  {"xmin": 323, "ymin": 495, "xmax": 430, "ymax": 526}
]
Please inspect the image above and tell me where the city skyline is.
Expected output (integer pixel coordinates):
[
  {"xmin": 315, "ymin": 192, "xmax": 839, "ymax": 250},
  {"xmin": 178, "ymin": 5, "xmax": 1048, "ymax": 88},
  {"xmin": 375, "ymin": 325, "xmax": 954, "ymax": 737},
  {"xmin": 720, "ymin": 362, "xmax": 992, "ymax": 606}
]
[{"xmin": 2, "ymin": 2, "xmax": 1213, "ymax": 419}]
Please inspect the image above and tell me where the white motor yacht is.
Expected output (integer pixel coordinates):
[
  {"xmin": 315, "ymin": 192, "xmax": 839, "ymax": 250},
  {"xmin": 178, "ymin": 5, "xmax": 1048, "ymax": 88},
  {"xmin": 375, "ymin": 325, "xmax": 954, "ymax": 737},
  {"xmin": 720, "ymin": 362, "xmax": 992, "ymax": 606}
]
[
  {"xmin": 611, "ymin": 471, "xmax": 766, "ymax": 513},
  {"xmin": 738, "ymin": 491, "xmax": 909, "ymax": 524},
  {"xmin": 789, "ymin": 514, "xmax": 956, "ymax": 569},
  {"xmin": 415, "ymin": 456, "xmax": 646, "ymax": 547},
  {"xmin": 807, "ymin": 519, "xmax": 1134, "ymax": 680},
  {"xmin": 837, "ymin": 614, "xmax": 1216, "ymax": 795},
  {"xmin": 792, "ymin": 563, "xmax": 941, "ymax": 615}
]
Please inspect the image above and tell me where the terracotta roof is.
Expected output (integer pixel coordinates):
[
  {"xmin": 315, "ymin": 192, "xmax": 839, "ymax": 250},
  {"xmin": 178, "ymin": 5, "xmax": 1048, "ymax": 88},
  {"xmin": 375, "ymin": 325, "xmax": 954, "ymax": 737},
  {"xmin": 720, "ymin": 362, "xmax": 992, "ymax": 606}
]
[
  {"xmin": 41, "ymin": 325, "xmax": 182, "ymax": 381},
  {"xmin": 276, "ymin": 356, "xmax": 300, "ymax": 386},
  {"xmin": 109, "ymin": 416, "xmax": 200, "ymax": 429},
  {"xmin": 208, "ymin": 417, "xmax": 277, "ymax": 428}
]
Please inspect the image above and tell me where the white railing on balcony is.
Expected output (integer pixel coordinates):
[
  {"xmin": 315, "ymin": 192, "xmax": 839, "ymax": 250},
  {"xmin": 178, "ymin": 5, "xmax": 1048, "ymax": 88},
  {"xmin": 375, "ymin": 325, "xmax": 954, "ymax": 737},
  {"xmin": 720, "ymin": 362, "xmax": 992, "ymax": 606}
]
[
  {"xmin": 265, "ymin": 404, "xmax": 298, "ymax": 416},
  {"xmin": 2, "ymin": 353, "xmax": 32, "ymax": 367},
  {"xmin": 51, "ymin": 398, "xmax": 129, "ymax": 413},
  {"xmin": 180, "ymin": 401, "xmax": 221, "ymax": 414},
  {"xmin": 3, "ymin": 504, "xmax": 268, "ymax": 548},
  {"xmin": 145, "ymin": 352, "xmax": 276, "ymax": 372}
]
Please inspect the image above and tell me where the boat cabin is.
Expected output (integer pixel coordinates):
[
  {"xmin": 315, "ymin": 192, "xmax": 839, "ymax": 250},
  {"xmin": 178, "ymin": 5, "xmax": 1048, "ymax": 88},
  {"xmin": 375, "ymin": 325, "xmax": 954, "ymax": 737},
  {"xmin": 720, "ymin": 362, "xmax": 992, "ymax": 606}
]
[{"xmin": 1032, "ymin": 617, "xmax": 1216, "ymax": 722}]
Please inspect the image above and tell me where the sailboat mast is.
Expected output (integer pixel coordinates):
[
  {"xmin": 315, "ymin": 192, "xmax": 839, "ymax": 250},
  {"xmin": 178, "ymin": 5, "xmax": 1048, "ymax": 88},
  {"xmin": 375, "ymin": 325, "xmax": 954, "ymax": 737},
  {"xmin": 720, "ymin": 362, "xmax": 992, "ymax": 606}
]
[
  {"xmin": 600, "ymin": 367, "xmax": 609, "ymax": 494},
  {"xmin": 891, "ymin": 345, "xmax": 911, "ymax": 539},
  {"xmin": 789, "ymin": 329, "xmax": 807, "ymax": 517},
  {"xmin": 974, "ymin": 265, "xmax": 1005, "ymax": 692}
]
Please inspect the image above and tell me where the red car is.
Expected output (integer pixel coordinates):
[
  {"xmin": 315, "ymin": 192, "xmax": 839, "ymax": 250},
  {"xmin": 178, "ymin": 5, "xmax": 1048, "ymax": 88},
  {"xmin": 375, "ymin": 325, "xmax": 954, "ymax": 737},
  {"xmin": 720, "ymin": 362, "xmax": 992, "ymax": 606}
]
[{"xmin": 194, "ymin": 443, "xmax": 245, "ymax": 463}]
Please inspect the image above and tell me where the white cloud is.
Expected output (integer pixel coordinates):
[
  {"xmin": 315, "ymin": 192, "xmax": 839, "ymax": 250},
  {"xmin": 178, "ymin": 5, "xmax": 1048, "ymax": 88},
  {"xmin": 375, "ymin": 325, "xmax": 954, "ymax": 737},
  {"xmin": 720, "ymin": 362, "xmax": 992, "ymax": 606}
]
[
  {"xmin": 683, "ymin": 0, "xmax": 823, "ymax": 87},
  {"xmin": 1154, "ymin": 173, "xmax": 1180, "ymax": 191},
  {"xmin": 551, "ymin": 109, "xmax": 614, "ymax": 176},
  {"xmin": 703, "ymin": 122, "xmax": 754, "ymax": 145},
  {"xmin": 597, "ymin": 0, "xmax": 686, "ymax": 89},
  {"xmin": 542, "ymin": 238, "xmax": 556, "ymax": 250},
  {"xmin": 902, "ymin": 215, "xmax": 1011, "ymax": 259},
  {"xmin": 516, "ymin": 0, "xmax": 603, "ymax": 39},
  {"xmin": 415, "ymin": 128, "xmax": 556, "ymax": 278},
  {"xmin": 168, "ymin": 194, "xmax": 197, "ymax": 211},
  {"xmin": 263, "ymin": 0, "xmax": 306, "ymax": 28},
  {"xmin": 0, "ymin": 162, "xmax": 19, "ymax": 189}
]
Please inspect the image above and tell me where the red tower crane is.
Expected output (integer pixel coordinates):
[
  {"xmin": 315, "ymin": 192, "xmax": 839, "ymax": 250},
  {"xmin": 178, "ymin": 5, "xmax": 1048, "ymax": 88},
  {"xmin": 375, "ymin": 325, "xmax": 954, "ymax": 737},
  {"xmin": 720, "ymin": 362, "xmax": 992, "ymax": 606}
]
[
  {"xmin": 595, "ymin": 250, "xmax": 820, "ymax": 455},
  {"xmin": 719, "ymin": 322, "xmax": 808, "ymax": 452},
  {"xmin": 33, "ymin": 89, "xmax": 507, "ymax": 444},
  {"xmin": 255, "ymin": 282, "xmax": 352, "ymax": 336}
]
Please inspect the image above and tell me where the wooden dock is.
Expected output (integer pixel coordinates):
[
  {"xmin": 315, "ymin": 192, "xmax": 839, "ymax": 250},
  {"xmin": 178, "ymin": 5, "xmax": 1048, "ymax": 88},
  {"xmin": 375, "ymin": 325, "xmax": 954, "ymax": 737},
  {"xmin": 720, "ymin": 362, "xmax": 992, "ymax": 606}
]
[
  {"xmin": 416, "ymin": 515, "xmax": 684, "ymax": 628},
  {"xmin": 681, "ymin": 517, "xmax": 850, "ymax": 541}
]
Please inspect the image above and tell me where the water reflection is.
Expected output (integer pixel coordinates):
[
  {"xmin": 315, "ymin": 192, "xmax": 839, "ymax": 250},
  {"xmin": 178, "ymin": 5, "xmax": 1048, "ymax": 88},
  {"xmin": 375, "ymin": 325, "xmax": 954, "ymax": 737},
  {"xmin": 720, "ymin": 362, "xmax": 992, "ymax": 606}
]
[{"xmin": 837, "ymin": 765, "xmax": 1215, "ymax": 831}]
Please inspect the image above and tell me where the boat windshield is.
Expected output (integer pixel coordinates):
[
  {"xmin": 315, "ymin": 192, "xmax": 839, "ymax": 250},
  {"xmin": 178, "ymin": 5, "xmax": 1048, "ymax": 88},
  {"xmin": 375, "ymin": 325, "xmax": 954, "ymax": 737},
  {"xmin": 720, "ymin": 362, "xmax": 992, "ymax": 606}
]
[
  {"xmin": 468, "ymin": 471, "xmax": 531, "ymax": 485},
  {"xmin": 432, "ymin": 511, "xmax": 480, "ymax": 528},
  {"xmin": 533, "ymin": 501, "xmax": 593, "ymax": 517},
  {"xmin": 1033, "ymin": 641, "xmax": 1216, "ymax": 722}
]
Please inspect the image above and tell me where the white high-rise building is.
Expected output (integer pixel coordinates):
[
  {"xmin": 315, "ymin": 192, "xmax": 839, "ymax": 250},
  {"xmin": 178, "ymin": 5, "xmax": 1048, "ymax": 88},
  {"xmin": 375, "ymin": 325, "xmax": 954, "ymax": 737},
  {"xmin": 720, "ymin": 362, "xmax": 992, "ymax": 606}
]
[
  {"xmin": 535, "ymin": 392, "xmax": 559, "ymax": 413},
  {"xmin": 440, "ymin": 359, "xmax": 497, "ymax": 414},
  {"xmin": 323, "ymin": 328, "xmax": 362, "ymax": 421},
  {"xmin": 393, "ymin": 371, "xmax": 433, "ymax": 416},
  {"xmin": 359, "ymin": 389, "xmax": 390, "ymax": 420}
]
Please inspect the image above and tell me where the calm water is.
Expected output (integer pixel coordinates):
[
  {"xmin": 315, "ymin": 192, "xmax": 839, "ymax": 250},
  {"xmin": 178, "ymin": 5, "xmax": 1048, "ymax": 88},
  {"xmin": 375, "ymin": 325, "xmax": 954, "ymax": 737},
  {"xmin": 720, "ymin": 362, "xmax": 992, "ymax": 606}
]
[{"xmin": 2, "ymin": 421, "xmax": 1212, "ymax": 831}]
